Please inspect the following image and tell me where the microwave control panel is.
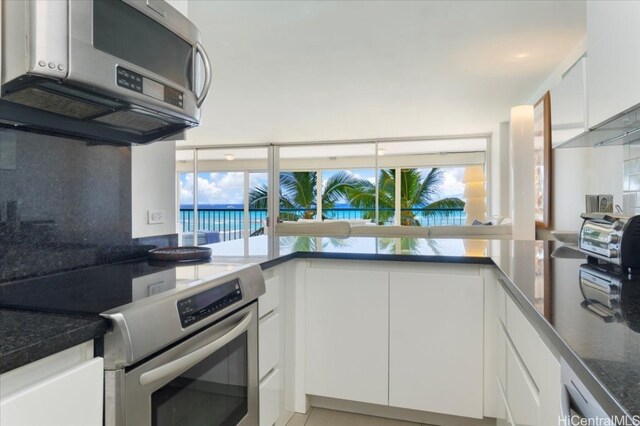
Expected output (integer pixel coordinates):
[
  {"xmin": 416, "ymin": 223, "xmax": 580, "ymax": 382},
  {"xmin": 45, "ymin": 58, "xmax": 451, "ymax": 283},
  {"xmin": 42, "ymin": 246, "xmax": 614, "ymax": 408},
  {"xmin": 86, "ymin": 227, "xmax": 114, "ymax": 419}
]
[
  {"xmin": 177, "ymin": 279, "xmax": 243, "ymax": 328},
  {"xmin": 116, "ymin": 66, "xmax": 184, "ymax": 108}
]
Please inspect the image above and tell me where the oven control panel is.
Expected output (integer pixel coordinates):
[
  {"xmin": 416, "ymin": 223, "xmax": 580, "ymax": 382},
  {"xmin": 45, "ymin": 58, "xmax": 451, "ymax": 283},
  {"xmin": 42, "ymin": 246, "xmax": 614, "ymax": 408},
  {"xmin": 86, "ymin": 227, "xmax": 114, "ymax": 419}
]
[
  {"xmin": 116, "ymin": 66, "xmax": 184, "ymax": 108},
  {"xmin": 177, "ymin": 279, "xmax": 243, "ymax": 328}
]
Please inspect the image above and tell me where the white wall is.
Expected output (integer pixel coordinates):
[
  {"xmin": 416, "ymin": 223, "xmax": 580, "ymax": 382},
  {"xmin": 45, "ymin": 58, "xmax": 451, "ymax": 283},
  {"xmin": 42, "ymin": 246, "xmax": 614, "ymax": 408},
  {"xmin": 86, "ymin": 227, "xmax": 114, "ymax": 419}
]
[
  {"xmin": 132, "ymin": 142, "xmax": 177, "ymax": 238},
  {"xmin": 489, "ymin": 122, "xmax": 510, "ymax": 218},
  {"xmin": 527, "ymin": 36, "xmax": 625, "ymax": 232},
  {"xmin": 553, "ymin": 146, "xmax": 624, "ymax": 231},
  {"xmin": 130, "ymin": 0, "xmax": 186, "ymax": 239},
  {"xmin": 527, "ymin": 36, "xmax": 587, "ymax": 106}
]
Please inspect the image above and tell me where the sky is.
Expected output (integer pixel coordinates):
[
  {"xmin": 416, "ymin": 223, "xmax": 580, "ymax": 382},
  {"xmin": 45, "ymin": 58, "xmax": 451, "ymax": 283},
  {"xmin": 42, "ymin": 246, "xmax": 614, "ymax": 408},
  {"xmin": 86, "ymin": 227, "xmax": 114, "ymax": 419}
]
[
  {"xmin": 180, "ymin": 172, "xmax": 267, "ymax": 206},
  {"xmin": 180, "ymin": 167, "xmax": 465, "ymax": 207}
]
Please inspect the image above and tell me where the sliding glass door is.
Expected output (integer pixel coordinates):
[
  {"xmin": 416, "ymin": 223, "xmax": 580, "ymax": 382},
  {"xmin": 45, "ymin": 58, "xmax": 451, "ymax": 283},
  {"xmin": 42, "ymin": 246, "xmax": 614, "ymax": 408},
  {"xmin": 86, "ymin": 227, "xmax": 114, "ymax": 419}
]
[{"xmin": 176, "ymin": 147, "xmax": 269, "ymax": 255}]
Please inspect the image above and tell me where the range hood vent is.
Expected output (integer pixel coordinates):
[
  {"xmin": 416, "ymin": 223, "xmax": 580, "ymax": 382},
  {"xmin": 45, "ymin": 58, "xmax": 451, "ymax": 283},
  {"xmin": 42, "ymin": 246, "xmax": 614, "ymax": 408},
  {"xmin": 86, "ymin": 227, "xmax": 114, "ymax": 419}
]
[
  {"xmin": 0, "ymin": 77, "xmax": 196, "ymax": 145},
  {"xmin": 554, "ymin": 103, "xmax": 640, "ymax": 149}
]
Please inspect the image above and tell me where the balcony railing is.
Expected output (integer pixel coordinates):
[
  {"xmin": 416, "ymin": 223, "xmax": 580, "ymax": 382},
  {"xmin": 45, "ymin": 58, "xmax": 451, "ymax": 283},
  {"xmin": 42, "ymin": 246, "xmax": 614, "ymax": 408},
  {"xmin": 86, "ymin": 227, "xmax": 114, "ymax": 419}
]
[{"xmin": 179, "ymin": 207, "xmax": 465, "ymax": 242}]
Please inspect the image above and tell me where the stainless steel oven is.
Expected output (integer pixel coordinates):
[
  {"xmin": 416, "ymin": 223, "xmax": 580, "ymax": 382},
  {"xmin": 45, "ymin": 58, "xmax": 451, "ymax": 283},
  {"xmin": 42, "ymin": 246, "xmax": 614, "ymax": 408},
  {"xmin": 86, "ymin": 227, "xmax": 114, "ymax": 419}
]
[{"xmin": 102, "ymin": 264, "xmax": 265, "ymax": 426}]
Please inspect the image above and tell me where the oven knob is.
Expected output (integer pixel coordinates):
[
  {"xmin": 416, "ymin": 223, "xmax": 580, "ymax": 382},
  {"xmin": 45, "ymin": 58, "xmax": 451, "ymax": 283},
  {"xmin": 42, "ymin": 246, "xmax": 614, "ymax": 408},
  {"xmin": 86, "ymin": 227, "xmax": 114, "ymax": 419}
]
[
  {"xmin": 48, "ymin": 62, "xmax": 56, "ymax": 69},
  {"xmin": 609, "ymin": 234, "xmax": 619, "ymax": 244},
  {"xmin": 612, "ymin": 220, "xmax": 624, "ymax": 231},
  {"xmin": 57, "ymin": 64, "xmax": 65, "ymax": 71},
  {"xmin": 609, "ymin": 248, "xmax": 619, "ymax": 258},
  {"xmin": 38, "ymin": 60, "xmax": 46, "ymax": 67}
]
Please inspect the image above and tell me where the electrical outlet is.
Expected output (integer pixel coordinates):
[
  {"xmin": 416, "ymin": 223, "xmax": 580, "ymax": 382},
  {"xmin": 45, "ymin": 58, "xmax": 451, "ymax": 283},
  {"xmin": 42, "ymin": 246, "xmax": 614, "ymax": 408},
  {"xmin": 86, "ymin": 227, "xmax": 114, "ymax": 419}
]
[{"xmin": 148, "ymin": 209, "xmax": 165, "ymax": 225}]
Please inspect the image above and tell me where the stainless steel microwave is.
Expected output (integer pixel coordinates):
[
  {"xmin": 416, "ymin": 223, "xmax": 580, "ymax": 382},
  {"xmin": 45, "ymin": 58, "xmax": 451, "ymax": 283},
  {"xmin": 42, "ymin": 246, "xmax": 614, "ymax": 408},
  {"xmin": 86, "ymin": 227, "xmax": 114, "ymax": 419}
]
[{"xmin": 0, "ymin": 0, "xmax": 211, "ymax": 144}]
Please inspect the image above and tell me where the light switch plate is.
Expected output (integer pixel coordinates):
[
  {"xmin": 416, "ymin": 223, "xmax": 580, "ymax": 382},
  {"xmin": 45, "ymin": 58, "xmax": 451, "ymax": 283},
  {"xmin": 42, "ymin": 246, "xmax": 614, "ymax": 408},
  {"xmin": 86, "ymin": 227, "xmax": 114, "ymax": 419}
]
[{"xmin": 148, "ymin": 209, "xmax": 165, "ymax": 224}]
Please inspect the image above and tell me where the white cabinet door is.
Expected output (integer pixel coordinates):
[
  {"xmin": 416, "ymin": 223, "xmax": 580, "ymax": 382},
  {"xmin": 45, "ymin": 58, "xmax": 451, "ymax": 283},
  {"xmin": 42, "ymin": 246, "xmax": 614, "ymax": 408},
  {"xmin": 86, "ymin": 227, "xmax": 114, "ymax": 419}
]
[
  {"xmin": 389, "ymin": 272, "xmax": 484, "ymax": 419},
  {"xmin": 260, "ymin": 369, "xmax": 282, "ymax": 426},
  {"xmin": 497, "ymin": 381, "xmax": 516, "ymax": 426},
  {"xmin": 305, "ymin": 266, "xmax": 389, "ymax": 405},
  {"xmin": 259, "ymin": 275, "xmax": 281, "ymax": 319},
  {"xmin": 551, "ymin": 57, "xmax": 587, "ymax": 147},
  {"xmin": 587, "ymin": 1, "xmax": 640, "ymax": 127},
  {"xmin": 505, "ymin": 298, "xmax": 561, "ymax": 426},
  {"xmin": 259, "ymin": 312, "xmax": 281, "ymax": 380},
  {"xmin": 0, "ymin": 357, "xmax": 103, "ymax": 426},
  {"xmin": 506, "ymin": 343, "xmax": 539, "ymax": 426}
]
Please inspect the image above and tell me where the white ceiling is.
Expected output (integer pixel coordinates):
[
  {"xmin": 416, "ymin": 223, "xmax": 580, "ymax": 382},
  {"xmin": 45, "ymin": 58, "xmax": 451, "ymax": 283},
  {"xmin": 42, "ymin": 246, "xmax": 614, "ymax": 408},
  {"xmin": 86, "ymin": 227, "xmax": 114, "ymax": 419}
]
[{"xmin": 183, "ymin": 0, "xmax": 585, "ymax": 146}]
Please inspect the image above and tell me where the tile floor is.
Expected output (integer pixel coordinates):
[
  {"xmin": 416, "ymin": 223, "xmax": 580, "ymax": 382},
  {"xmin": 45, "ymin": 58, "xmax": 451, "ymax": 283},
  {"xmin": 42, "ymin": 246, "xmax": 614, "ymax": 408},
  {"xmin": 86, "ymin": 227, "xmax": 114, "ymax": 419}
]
[{"xmin": 286, "ymin": 407, "xmax": 431, "ymax": 426}]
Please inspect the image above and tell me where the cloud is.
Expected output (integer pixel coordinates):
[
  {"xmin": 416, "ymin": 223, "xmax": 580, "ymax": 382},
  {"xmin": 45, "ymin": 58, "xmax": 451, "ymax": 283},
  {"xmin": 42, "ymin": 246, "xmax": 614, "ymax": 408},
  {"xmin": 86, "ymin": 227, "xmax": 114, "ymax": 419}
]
[
  {"xmin": 180, "ymin": 172, "xmax": 270, "ymax": 206},
  {"xmin": 179, "ymin": 173, "xmax": 194, "ymax": 205},
  {"xmin": 438, "ymin": 168, "xmax": 465, "ymax": 199},
  {"xmin": 249, "ymin": 173, "xmax": 268, "ymax": 189}
]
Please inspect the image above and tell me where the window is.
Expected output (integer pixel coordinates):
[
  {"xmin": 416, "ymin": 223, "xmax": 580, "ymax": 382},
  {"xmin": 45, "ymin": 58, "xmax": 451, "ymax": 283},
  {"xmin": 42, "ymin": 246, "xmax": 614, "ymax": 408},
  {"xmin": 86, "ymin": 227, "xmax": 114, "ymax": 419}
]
[{"xmin": 176, "ymin": 137, "xmax": 488, "ymax": 248}]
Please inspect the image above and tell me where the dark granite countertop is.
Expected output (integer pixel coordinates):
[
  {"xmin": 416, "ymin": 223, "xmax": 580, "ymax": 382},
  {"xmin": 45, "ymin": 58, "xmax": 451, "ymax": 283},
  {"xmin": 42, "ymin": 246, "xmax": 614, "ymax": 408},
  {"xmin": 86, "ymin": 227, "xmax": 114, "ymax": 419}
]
[
  {"xmin": 1, "ymin": 235, "xmax": 638, "ymax": 423},
  {"xmin": 0, "ymin": 308, "xmax": 107, "ymax": 374}
]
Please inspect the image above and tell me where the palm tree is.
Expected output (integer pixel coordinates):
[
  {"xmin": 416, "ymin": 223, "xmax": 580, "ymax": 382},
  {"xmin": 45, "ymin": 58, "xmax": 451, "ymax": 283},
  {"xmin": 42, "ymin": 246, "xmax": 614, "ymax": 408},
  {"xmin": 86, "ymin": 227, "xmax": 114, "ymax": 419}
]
[
  {"xmin": 346, "ymin": 168, "xmax": 464, "ymax": 226},
  {"xmin": 249, "ymin": 171, "xmax": 357, "ymax": 221}
]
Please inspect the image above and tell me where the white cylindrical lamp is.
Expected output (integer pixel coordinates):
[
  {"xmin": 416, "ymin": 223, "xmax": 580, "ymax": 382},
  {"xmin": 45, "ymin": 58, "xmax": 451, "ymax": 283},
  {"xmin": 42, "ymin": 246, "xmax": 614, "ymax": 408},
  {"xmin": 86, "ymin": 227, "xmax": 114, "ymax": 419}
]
[
  {"xmin": 463, "ymin": 166, "xmax": 487, "ymax": 225},
  {"xmin": 510, "ymin": 105, "xmax": 535, "ymax": 240}
]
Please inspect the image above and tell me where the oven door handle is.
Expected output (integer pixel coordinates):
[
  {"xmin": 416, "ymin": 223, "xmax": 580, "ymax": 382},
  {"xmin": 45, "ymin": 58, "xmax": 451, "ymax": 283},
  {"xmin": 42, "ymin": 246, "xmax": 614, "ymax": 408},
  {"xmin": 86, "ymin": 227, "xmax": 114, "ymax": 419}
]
[{"xmin": 139, "ymin": 312, "xmax": 253, "ymax": 387}]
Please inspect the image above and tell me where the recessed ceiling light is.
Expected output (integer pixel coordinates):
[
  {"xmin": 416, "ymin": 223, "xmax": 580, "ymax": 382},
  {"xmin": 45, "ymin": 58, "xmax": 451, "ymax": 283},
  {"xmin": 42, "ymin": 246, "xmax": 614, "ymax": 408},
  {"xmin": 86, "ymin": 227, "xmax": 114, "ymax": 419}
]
[
  {"xmin": 224, "ymin": 154, "xmax": 235, "ymax": 161},
  {"xmin": 378, "ymin": 149, "xmax": 386, "ymax": 156},
  {"xmin": 513, "ymin": 52, "xmax": 530, "ymax": 59}
]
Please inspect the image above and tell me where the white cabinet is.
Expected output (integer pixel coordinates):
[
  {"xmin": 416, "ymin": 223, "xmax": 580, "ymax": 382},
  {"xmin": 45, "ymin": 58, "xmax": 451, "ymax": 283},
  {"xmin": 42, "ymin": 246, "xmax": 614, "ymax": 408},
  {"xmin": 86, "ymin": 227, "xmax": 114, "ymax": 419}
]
[
  {"xmin": 259, "ymin": 312, "xmax": 281, "ymax": 379},
  {"xmin": 497, "ymin": 381, "xmax": 516, "ymax": 426},
  {"xmin": 492, "ymin": 280, "xmax": 562, "ymax": 426},
  {"xmin": 0, "ymin": 343, "xmax": 103, "ymax": 426},
  {"xmin": 259, "ymin": 265, "xmax": 294, "ymax": 426},
  {"xmin": 388, "ymin": 271, "xmax": 484, "ymax": 419},
  {"xmin": 506, "ymin": 343, "xmax": 539, "ymax": 426},
  {"xmin": 551, "ymin": 57, "xmax": 587, "ymax": 147},
  {"xmin": 305, "ymin": 265, "xmax": 389, "ymax": 405},
  {"xmin": 260, "ymin": 369, "xmax": 282, "ymax": 426},
  {"xmin": 587, "ymin": 1, "xmax": 640, "ymax": 127},
  {"xmin": 505, "ymin": 297, "xmax": 561, "ymax": 426}
]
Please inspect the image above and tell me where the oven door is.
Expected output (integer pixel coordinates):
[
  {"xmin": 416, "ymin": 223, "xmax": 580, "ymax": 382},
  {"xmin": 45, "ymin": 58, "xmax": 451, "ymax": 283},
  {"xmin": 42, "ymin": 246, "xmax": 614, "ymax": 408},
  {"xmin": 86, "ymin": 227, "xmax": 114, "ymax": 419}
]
[{"xmin": 121, "ymin": 303, "xmax": 258, "ymax": 426}]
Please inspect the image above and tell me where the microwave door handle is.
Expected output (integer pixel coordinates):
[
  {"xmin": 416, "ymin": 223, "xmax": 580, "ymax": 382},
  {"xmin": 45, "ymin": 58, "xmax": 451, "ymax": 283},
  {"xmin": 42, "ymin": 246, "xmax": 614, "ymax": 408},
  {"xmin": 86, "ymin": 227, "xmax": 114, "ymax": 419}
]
[
  {"xmin": 195, "ymin": 42, "xmax": 212, "ymax": 108},
  {"xmin": 138, "ymin": 311, "xmax": 252, "ymax": 387}
]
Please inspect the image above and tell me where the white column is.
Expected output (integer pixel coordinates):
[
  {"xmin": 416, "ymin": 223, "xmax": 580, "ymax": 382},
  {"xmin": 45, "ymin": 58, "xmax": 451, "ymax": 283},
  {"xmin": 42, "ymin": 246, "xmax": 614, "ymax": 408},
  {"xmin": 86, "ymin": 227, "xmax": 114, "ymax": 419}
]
[
  {"xmin": 267, "ymin": 145, "xmax": 279, "ymax": 258},
  {"xmin": 316, "ymin": 169, "xmax": 323, "ymax": 220},
  {"xmin": 510, "ymin": 105, "xmax": 535, "ymax": 240},
  {"xmin": 243, "ymin": 171, "xmax": 249, "ymax": 257},
  {"xmin": 395, "ymin": 168, "xmax": 402, "ymax": 225}
]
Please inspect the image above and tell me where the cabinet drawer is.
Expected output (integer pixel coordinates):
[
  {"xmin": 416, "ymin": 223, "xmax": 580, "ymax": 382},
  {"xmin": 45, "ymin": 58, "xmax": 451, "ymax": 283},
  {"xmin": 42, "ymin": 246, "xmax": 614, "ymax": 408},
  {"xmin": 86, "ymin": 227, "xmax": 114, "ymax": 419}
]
[
  {"xmin": 259, "ymin": 275, "xmax": 281, "ymax": 319},
  {"xmin": 496, "ymin": 281, "xmax": 506, "ymax": 325},
  {"xmin": 497, "ymin": 320, "xmax": 507, "ymax": 391},
  {"xmin": 259, "ymin": 368, "xmax": 281, "ymax": 426},
  {"xmin": 506, "ymin": 343, "xmax": 539, "ymax": 426},
  {"xmin": 496, "ymin": 380, "xmax": 516, "ymax": 426},
  {"xmin": 0, "ymin": 357, "xmax": 103, "ymax": 426},
  {"xmin": 506, "ymin": 296, "xmax": 552, "ymax": 383},
  {"xmin": 259, "ymin": 313, "xmax": 280, "ymax": 380}
]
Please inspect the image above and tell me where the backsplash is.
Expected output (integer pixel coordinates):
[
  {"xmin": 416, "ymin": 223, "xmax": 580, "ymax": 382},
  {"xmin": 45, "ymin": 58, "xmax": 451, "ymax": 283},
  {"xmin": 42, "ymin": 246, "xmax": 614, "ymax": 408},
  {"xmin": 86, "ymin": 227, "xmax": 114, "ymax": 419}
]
[
  {"xmin": 623, "ymin": 141, "xmax": 640, "ymax": 215},
  {"xmin": 0, "ymin": 130, "xmax": 145, "ymax": 283}
]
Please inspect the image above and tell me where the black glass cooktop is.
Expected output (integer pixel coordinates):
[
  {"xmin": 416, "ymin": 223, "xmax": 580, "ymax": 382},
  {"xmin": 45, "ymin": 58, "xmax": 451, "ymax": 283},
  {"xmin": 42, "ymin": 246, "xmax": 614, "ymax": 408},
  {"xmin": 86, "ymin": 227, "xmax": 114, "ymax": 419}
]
[{"xmin": 0, "ymin": 259, "xmax": 242, "ymax": 317}]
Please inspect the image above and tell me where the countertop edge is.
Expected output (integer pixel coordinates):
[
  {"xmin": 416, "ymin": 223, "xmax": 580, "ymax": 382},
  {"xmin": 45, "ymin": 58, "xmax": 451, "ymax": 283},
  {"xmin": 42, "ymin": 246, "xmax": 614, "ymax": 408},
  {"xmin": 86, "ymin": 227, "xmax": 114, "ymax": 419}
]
[
  {"xmin": 0, "ymin": 313, "xmax": 108, "ymax": 375},
  {"xmin": 2, "ymin": 249, "xmax": 635, "ymax": 423},
  {"xmin": 262, "ymin": 251, "xmax": 636, "ymax": 422},
  {"xmin": 491, "ymin": 267, "xmax": 636, "ymax": 423}
]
